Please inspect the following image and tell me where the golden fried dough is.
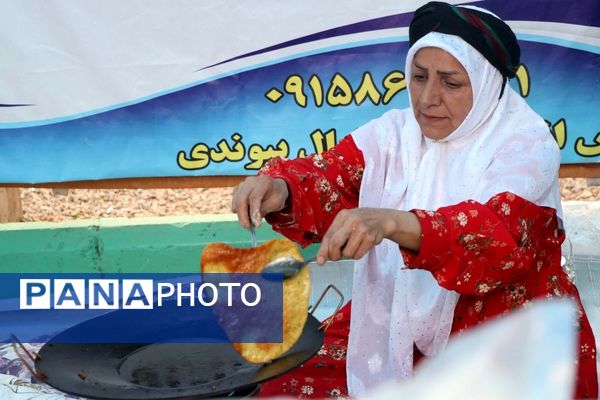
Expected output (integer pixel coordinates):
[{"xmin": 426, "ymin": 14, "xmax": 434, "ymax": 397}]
[{"xmin": 201, "ymin": 238, "xmax": 310, "ymax": 364}]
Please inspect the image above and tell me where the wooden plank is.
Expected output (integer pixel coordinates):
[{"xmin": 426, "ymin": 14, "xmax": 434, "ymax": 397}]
[
  {"xmin": 0, "ymin": 215, "xmax": 305, "ymax": 273},
  {"xmin": 0, "ymin": 175, "xmax": 246, "ymax": 189},
  {"xmin": 0, "ymin": 162, "xmax": 598, "ymax": 191},
  {"xmin": 559, "ymin": 164, "xmax": 600, "ymax": 178},
  {"xmin": 0, "ymin": 188, "xmax": 22, "ymax": 223}
]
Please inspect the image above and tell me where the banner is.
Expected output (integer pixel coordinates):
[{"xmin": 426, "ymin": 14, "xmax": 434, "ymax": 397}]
[
  {"xmin": 0, "ymin": 0, "xmax": 598, "ymax": 184},
  {"xmin": 0, "ymin": 273, "xmax": 283, "ymax": 343}
]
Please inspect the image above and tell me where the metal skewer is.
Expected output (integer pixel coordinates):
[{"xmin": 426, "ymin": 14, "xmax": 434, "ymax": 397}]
[{"xmin": 249, "ymin": 224, "xmax": 257, "ymax": 248}]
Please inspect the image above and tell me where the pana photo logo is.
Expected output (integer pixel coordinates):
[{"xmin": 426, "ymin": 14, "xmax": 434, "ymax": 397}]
[{"xmin": 19, "ymin": 278, "xmax": 261, "ymax": 310}]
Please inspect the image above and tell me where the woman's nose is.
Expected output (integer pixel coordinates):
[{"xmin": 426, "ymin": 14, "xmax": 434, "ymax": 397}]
[{"xmin": 420, "ymin": 81, "xmax": 441, "ymax": 107}]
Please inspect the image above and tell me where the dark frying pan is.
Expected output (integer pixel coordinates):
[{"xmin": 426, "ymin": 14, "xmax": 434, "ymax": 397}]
[{"xmin": 35, "ymin": 313, "xmax": 324, "ymax": 399}]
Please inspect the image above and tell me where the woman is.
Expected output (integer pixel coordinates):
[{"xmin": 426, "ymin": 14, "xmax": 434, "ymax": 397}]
[{"xmin": 232, "ymin": 2, "xmax": 598, "ymax": 398}]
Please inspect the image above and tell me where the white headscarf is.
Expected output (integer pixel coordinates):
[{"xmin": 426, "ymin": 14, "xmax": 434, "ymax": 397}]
[{"xmin": 347, "ymin": 31, "xmax": 562, "ymax": 395}]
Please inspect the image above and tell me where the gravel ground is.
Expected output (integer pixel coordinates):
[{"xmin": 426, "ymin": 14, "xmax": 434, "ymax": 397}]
[{"xmin": 15, "ymin": 178, "xmax": 600, "ymax": 222}]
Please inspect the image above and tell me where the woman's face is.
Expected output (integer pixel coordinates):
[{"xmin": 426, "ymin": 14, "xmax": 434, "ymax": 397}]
[{"xmin": 409, "ymin": 47, "xmax": 473, "ymax": 140}]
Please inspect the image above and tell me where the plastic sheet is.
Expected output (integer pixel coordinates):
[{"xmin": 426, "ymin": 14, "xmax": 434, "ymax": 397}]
[{"xmin": 361, "ymin": 300, "xmax": 577, "ymax": 400}]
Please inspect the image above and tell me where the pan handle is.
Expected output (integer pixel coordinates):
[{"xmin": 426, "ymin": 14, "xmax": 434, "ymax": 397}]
[
  {"xmin": 308, "ymin": 284, "xmax": 344, "ymax": 333},
  {"xmin": 10, "ymin": 334, "xmax": 47, "ymax": 382}
]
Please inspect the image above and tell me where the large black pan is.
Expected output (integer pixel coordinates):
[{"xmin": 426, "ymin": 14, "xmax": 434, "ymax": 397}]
[{"xmin": 35, "ymin": 313, "xmax": 324, "ymax": 399}]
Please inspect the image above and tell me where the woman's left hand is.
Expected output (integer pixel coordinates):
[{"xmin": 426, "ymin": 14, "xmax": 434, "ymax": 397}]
[{"xmin": 315, "ymin": 208, "xmax": 421, "ymax": 264}]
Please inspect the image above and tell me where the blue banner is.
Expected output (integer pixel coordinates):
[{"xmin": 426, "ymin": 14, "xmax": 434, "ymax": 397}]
[
  {"xmin": 0, "ymin": 0, "xmax": 598, "ymax": 183},
  {"xmin": 0, "ymin": 273, "xmax": 284, "ymax": 344}
]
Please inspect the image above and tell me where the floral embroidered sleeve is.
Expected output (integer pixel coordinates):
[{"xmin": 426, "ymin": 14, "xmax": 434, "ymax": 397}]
[
  {"xmin": 258, "ymin": 135, "xmax": 365, "ymax": 247},
  {"xmin": 400, "ymin": 192, "xmax": 564, "ymax": 296}
]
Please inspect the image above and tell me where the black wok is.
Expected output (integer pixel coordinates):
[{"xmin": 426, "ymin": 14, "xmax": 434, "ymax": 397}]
[{"xmin": 35, "ymin": 313, "xmax": 324, "ymax": 399}]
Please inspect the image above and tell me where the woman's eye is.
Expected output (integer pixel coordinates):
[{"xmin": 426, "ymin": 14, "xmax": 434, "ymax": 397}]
[
  {"xmin": 445, "ymin": 81, "xmax": 460, "ymax": 88},
  {"xmin": 413, "ymin": 74, "xmax": 426, "ymax": 81}
]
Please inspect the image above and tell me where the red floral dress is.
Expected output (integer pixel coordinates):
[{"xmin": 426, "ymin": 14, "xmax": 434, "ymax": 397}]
[{"xmin": 257, "ymin": 136, "xmax": 598, "ymax": 399}]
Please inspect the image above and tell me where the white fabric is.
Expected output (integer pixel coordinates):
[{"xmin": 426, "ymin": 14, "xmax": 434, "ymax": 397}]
[{"xmin": 347, "ymin": 31, "xmax": 562, "ymax": 395}]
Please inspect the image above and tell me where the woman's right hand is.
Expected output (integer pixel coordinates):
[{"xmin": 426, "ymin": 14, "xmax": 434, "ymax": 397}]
[{"xmin": 231, "ymin": 176, "xmax": 290, "ymax": 228}]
